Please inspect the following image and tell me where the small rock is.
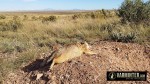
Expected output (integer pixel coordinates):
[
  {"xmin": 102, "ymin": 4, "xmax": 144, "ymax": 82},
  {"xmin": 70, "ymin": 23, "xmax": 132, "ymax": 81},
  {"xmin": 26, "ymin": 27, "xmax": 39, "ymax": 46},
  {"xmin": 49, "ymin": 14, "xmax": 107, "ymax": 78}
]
[
  {"xmin": 36, "ymin": 73, "xmax": 43, "ymax": 80},
  {"xmin": 89, "ymin": 62, "xmax": 92, "ymax": 64},
  {"xmin": 48, "ymin": 75, "xmax": 56, "ymax": 80},
  {"xmin": 60, "ymin": 76, "xmax": 64, "ymax": 79},
  {"xmin": 7, "ymin": 81, "xmax": 12, "ymax": 84},
  {"xmin": 65, "ymin": 74, "xmax": 70, "ymax": 78},
  {"xmin": 115, "ymin": 47, "xmax": 120, "ymax": 51}
]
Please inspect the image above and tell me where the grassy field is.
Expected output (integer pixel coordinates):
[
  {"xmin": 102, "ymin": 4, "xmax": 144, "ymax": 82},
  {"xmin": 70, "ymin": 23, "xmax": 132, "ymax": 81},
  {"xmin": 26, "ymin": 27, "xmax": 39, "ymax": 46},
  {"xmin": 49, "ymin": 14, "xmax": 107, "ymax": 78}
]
[{"xmin": 0, "ymin": 10, "xmax": 150, "ymax": 82}]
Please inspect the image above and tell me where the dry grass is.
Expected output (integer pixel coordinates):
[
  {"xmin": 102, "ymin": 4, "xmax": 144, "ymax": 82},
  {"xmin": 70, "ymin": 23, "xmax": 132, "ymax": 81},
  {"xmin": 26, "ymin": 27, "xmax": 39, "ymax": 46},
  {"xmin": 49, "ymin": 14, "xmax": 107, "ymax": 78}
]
[{"xmin": 0, "ymin": 11, "xmax": 149, "ymax": 82}]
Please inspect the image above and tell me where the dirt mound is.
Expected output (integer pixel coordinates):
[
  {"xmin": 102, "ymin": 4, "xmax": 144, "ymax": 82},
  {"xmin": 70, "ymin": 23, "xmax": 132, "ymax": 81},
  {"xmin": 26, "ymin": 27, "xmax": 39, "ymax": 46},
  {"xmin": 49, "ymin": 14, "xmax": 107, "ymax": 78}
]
[{"xmin": 5, "ymin": 41, "xmax": 150, "ymax": 84}]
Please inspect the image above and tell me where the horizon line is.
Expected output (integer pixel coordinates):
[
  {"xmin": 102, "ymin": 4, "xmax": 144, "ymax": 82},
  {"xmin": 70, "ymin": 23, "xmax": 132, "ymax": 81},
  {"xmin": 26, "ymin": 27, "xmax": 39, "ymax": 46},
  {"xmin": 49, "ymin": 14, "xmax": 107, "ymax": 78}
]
[{"xmin": 0, "ymin": 8, "xmax": 117, "ymax": 12}]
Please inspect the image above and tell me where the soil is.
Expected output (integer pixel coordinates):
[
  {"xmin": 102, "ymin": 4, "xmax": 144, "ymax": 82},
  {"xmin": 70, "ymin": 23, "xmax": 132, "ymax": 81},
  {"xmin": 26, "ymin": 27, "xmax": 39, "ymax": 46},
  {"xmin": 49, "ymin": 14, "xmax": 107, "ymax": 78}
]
[{"xmin": 4, "ymin": 41, "xmax": 150, "ymax": 84}]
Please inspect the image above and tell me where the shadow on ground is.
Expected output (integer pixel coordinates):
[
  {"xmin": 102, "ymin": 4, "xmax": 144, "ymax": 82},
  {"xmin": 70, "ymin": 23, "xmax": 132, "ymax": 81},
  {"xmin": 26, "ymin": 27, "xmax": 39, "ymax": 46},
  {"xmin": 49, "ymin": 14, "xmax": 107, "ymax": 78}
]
[{"xmin": 22, "ymin": 59, "xmax": 52, "ymax": 72}]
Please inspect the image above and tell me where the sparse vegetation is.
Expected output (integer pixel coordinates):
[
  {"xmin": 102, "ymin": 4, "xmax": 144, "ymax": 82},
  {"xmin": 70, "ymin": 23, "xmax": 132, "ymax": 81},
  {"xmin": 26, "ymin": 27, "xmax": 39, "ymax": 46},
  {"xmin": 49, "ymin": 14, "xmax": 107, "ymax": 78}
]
[
  {"xmin": 23, "ymin": 15, "xmax": 28, "ymax": 21},
  {"xmin": 102, "ymin": 9, "xmax": 107, "ymax": 18},
  {"xmin": 0, "ymin": 20, "xmax": 23, "ymax": 31},
  {"xmin": 0, "ymin": 15, "xmax": 6, "ymax": 19},
  {"xmin": 13, "ymin": 16, "xmax": 20, "ymax": 21},
  {"xmin": 39, "ymin": 15, "xmax": 44, "ymax": 20},
  {"xmin": 42, "ymin": 16, "xmax": 57, "ymax": 23},
  {"xmin": 72, "ymin": 11, "xmax": 115, "ymax": 20},
  {"xmin": 31, "ymin": 16, "xmax": 38, "ymax": 20},
  {"xmin": 110, "ymin": 32, "xmax": 136, "ymax": 43},
  {"xmin": 72, "ymin": 14, "xmax": 79, "ymax": 20},
  {"xmin": 0, "ymin": 7, "xmax": 150, "ymax": 82}
]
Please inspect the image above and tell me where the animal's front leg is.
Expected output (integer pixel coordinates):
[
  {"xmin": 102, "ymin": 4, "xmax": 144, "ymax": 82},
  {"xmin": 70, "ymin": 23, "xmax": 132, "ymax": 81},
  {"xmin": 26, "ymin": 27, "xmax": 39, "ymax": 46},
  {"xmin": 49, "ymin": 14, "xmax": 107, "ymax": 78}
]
[{"xmin": 85, "ymin": 50, "xmax": 97, "ymax": 55}]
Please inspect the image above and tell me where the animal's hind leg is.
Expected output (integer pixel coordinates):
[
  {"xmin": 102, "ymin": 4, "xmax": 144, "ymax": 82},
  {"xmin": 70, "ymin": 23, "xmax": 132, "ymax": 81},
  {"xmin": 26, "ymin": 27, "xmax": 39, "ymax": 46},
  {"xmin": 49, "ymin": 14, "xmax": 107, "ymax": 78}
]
[{"xmin": 49, "ymin": 60, "xmax": 55, "ymax": 70}]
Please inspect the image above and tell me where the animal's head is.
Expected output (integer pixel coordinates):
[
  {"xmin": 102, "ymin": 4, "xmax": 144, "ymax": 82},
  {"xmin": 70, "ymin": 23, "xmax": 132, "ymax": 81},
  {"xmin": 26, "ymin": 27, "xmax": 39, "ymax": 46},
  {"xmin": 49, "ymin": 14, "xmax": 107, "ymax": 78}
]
[{"xmin": 80, "ymin": 41, "xmax": 97, "ymax": 55}]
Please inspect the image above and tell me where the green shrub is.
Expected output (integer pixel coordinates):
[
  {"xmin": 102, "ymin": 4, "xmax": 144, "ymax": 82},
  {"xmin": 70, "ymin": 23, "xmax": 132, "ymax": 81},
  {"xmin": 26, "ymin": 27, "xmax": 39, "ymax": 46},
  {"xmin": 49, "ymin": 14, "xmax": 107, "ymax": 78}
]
[
  {"xmin": 7, "ymin": 20, "xmax": 23, "ymax": 31},
  {"xmin": 23, "ymin": 15, "xmax": 28, "ymax": 21},
  {"xmin": 0, "ymin": 22, "xmax": 7, "ymax": 31},
  {"xmin": 31, "ymin": 16, "xmax": 38, "ymax": 20},
  {"xmin": 72, "ymin": 13, "xmax": 84, "ymax": 19},
  {"xmin": 90, "ymin": 12, "xmax": 96, "ymax": 19},
  {"xmin": 39, "ymin": 16, "xmax": 44, "ymax": 20},
  {"xmin": 0, "ymin": 20, "xmax": 23, "ymax": 31},
  {"xmin": 84, "ymin": 13, "xmax": 91, "ymax": 18},
  {"xmin": 102, "ymin": 9, "xmax": 107, "ymax": 17},
  {"xmin": 90, "ymin": 11, "xmax": 107, "ymax": 19},
  {"xmin": 72, "ymin": 11, "xmax": 107, "ymax": 19},
  {"xmin": 118, "ymin": 0, "xmax": 150, "ymax": 23},
  {"xmin": 42, "ymin": 16, "xmax": 57, "ymax": 23},
  {"xmin": 0, "ymin": 15, "xmax": 6, "ymax": 19},
  {"xmin": 72, "ymin": 14, "xmax": 79, "ymax": 20},
  {"xmin": 13, "ymin": 16, "xmax": 20, "ymax": 21},
  {"xmin": 100, "ymin": 23, "xmax": 114, "ymax": 33},
  {"xmin": 110, "ymin": 32, "xmax": 136, "ymax": 43}
]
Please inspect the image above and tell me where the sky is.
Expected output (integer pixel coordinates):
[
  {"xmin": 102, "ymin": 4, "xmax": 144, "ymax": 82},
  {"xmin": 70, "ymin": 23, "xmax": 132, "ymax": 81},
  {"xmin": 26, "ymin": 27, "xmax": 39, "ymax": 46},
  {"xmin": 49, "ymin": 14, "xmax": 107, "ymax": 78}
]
[{"xmin": 0, "ymin": 0, "xmax": 149, "ymax": 11}]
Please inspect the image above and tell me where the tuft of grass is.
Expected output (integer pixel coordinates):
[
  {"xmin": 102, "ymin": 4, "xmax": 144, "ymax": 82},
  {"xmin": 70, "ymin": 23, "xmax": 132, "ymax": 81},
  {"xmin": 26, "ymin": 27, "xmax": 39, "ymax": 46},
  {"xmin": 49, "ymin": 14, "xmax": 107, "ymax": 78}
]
[
  {"xmin": 109, "ymin": 32, "xmax": 136, "ymax": 43},
  {"xmin": 13, "ymin": 49, "xmax": 36, "ymax": 69},
  {"xmin": 13, "ymin": 16, "xmax": 20, "ymax": 21},
  {"xmin": 0, "ymin": 20, "xmax": 23, "ymax": 32},
  {"xmin": 0, "ymin": 15, "xmax": 6, "ymax": 20},
  {"xmin": 0, "ymin": 58, "xmax": 15, "ymax": 83},
  {"xmin": 42, "ymin": 16, "xmax": 57, "ymax": 23},
  {"xmin": 0, "ymin": 38, "xmax": 28, "ymax": 53}
]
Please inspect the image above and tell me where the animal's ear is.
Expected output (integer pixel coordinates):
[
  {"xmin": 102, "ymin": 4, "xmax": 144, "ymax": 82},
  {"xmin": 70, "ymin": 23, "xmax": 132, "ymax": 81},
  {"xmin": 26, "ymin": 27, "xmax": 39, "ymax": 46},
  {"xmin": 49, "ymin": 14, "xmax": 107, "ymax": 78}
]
[
  {"xmin": 84, "ymin": 41, "xmax": 88, "ymax": 45},
  {"xmin": 83, "ymin": 41, "xmax": 90, "ymax": 49}
]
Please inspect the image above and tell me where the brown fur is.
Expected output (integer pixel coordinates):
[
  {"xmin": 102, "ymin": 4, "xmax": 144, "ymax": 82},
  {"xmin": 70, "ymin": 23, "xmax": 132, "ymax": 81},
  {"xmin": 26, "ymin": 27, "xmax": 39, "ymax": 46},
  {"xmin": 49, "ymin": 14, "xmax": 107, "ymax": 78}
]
[{"xmin": 41, "ymin": 42, "xmax": 96, "ymax": 70}]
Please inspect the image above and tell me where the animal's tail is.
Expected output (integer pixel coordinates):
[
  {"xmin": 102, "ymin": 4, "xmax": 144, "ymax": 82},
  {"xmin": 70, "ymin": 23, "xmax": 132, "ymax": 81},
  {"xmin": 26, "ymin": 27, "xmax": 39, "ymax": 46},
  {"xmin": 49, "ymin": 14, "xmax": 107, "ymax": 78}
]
[{"xmin": 40, "ymin": 50, "xmax": 57, "ymax": 67}]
